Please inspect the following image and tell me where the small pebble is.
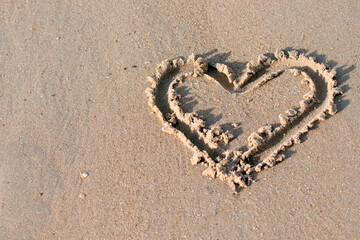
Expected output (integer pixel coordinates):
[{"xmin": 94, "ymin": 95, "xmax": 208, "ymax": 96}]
[
  {"xmin": 80, "ymin": 172, "xmax": 89, "ymax": 179},
  {"xmin": 79, "ymin": 193, "xmax": 87, "ymax": 199}
]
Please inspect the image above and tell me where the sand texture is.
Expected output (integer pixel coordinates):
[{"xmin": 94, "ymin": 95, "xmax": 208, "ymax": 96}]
[
  {"xmin": 1, "ymin": 1, "xmax": 359, "ymax": 239},
  {"xmin": 146, "ymin": 51, "xmax": 342, "ymax": 191}
]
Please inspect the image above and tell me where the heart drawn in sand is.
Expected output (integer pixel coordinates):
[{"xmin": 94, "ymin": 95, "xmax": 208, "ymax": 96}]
[{"xmin": 145, "ymin": 50, "xmax": 342, "ymax": 192}]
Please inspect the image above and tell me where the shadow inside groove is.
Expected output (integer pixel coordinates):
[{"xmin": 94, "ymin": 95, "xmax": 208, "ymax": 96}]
[
  {"xmin": 154, "ymin": 67, "xmax": 226, "ymax": 160},
  {"xmin": 206, "ymin": 66, "xmax": 234, "ymax": 91}
]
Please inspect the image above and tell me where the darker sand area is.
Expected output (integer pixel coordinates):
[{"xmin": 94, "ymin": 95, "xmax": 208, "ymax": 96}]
[{"xmin": 1, "ymin": 1, "xmax": 359, "ymax": 239}]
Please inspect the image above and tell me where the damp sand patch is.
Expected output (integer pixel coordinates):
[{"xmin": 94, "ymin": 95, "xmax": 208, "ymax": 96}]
[{"xmin": 145, "ymin": 50, "xmax": 342, "ymax": 192}]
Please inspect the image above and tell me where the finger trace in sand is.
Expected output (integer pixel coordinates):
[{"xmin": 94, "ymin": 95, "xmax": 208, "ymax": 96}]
[{"xmin": 145, "ymin": 50, "xmax": 342, "ymax": 192}]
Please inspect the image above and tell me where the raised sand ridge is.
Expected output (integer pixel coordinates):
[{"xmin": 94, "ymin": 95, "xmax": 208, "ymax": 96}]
[{"xmin": 145, "ymin": 50, "xmax": 342, "ymax": 192}]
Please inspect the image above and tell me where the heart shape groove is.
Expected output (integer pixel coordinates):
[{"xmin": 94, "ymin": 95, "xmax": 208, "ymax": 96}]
[{"xmin": 145, "ymin": 50, "xmax": 342, "ymax": 192}]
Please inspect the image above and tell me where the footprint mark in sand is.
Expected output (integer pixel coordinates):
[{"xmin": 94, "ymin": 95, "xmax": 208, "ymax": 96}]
[{"xmin": 145, "ymin": 50, "xmax": 342, "ymax": 192}]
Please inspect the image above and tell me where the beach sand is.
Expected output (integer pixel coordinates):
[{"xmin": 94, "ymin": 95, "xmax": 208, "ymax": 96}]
[{"xmin": 1, "ymin": 1, "xmax": 359, "ymax": 239}]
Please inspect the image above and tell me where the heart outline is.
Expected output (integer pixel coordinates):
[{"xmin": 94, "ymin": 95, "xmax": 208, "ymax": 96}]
[{"xmin": 145, "ymin": 50, "xmax": 342, "ymax": 192}]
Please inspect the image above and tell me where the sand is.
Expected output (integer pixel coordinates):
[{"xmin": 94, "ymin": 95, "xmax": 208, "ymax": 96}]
[
  {"xmin": 146, "ymin": 51, "xmax": 341, "ymax": 191},
  {"xmin": 1, "ymin": 1, "xmax": 359, "ymax": 239}
]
